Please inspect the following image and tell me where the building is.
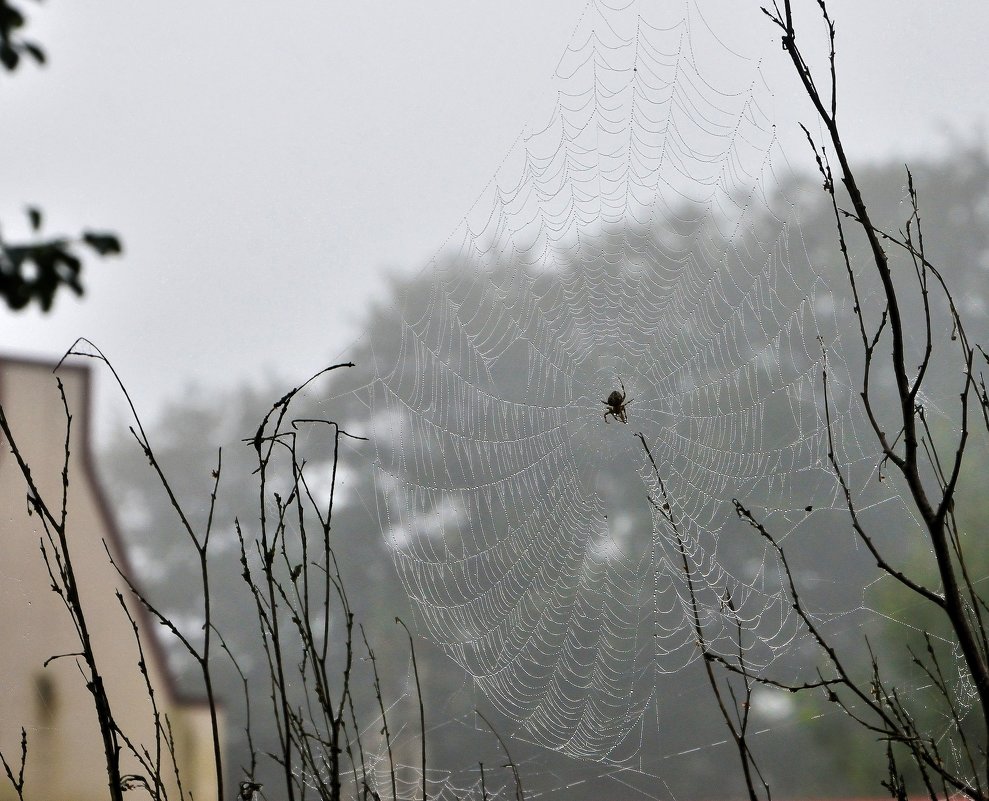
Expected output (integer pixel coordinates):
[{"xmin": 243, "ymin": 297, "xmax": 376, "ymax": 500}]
[{"xmin": 0, "ymin": 355, "xmax": 221, "ymax": 801}]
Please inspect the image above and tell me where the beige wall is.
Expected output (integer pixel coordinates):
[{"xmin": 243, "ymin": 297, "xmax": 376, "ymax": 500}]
[{"xmin": 0, "ymin": 357, "xmax": 221, "ymax": 801}]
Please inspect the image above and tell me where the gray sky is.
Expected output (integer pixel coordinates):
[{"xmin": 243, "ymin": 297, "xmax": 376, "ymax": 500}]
[{"xmin": 1, "ymin": 1, "xmax": 986, "ymax": 433}]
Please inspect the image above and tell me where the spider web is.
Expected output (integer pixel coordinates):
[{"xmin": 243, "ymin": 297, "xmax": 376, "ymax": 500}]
[{"xmin": 328, "ymin": 0, "xmax": 886, "ymax": 768}]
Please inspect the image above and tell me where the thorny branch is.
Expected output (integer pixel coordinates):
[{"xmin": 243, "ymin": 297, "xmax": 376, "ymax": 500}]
[
  {"xmin": 638, "ymin": 432, "xmax": 770, "ymax": 801},
  {"xmin": 0, "ymin": 374, "xmax": 125, "ymax": 801},
  {"xmin": 235, "ymin": 363, "xmax": 440, "ymax": 801},
  {"xmin": 762, "ymin": 5, "xmax": 989, "ymax": 735},
  {"xmin": 2, "ymin": 348, "xmax": 451, "ymax": 801},
  {"xmin": 648, "ymin": 2, "xmax": 989, "ymax": 796},
  {"xmin": 63, "ymin": 338, "xmax": 226, "ymax": 801}
]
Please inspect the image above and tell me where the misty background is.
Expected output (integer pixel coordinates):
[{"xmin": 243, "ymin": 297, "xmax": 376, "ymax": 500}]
[
  {"xmin": 1, "ymin": 1, "xmax": 987, "ymax": 430},
  {"xmin": 4, "ymin": 2, "xmax": 989, "ymax": 800}
]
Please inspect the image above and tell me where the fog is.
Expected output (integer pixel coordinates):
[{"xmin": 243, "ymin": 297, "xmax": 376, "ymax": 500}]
[
  {"xmin": 1, "ymin": 1, "xmax": 986, "ymax": 432},
  {"xmin": 3, "ymin": 4, "xmax": 989, "ymax": 799}
]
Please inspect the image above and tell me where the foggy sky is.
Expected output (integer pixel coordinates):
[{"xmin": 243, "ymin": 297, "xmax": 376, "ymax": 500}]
[{"xmin": 1, "ymin": 1, "xmax": 986, "ymax": 434}]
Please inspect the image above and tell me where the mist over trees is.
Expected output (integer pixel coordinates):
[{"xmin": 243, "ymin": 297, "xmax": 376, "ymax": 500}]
[
  {"xmin": 98, "ymin": 146, "xmax": 989, "ymax": 800},
  {"xmin": 0, "ymin": 0, "xmax": 985, "ymax": 795}
]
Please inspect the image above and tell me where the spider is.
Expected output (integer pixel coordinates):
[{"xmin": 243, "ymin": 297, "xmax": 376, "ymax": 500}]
[{"xmin": 602, "ymin": 378, "xmax": 632, "ymax": 424}]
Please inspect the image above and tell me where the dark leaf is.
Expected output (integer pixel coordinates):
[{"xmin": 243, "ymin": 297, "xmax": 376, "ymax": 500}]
[
  {"xmin": 0, "ymin": 5, "xmax": 25, "ymax": 31},
  {"xmin": 0, "ymin": 43, "xmax": 19, "ymax": 70},
  {"xmin": 0, "ymin": 272, "xmax": 28, "ymax": 309},
  {"xmin": 5, "ymin": 244, "xmax": 27, "ymax": 268},
  {"xmin": 35, "ymin": 267, "xmax": 56, "ymax": 310},
  {"xmin": 8, "ymin": 289, "xmax": 30, "ymax": 310},
  {"xmin": 22, "ymin": 40, "xmax": 43, "ymax": 65},
  {"xmin": 82, "ymin": 230, "xmax": 122, "ymax": 256},
  {"xmin": 28, "ymin": 245, "xmax": 55, "ymax": 277},
  {"xmin": 54, "ymin": 249, "xmax": 83, "ymax": 293}
]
